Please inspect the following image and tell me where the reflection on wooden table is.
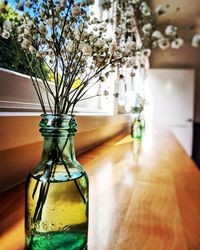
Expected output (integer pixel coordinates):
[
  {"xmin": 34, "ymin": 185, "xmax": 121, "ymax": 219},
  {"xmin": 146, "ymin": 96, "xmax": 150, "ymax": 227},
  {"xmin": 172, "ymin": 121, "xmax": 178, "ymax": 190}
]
[{"xmin": 0, "ymin": 131, "xmax": 200, "ymax": 250}]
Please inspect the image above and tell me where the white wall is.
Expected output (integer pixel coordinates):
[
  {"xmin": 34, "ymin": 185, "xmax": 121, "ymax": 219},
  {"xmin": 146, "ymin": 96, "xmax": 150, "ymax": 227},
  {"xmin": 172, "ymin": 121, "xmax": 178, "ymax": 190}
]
[{"xmin": 145, "ymin": 69, "xmax": 195, "ymax": 156}]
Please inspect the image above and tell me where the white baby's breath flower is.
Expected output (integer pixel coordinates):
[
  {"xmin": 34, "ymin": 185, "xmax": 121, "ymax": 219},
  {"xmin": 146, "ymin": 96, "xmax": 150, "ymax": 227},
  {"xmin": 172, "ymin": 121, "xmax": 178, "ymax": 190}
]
[
  {"xmin": 98, "ymin": 23, "xmax": 106, "ymax": 32},
  {"xmin": 115, "ymin": 27, "xmax": 123, "ymax": 35},
  {"xmin": 106, "ymin": 37, "xmax": 113, "ymax": 43},
  {"xmin": 89, "ymin": 34, "xmax": 96, "ymax": 42},
  {"xmin": 139, "ymin": 56, "xmax": 150, "ymax": 69},
  {"xmin": 72, "ymin": 6, "xmax": 81, "ymax": 17},
  {"xmin": 130, "ymin": 72, "xmax": 136, "ymax": 78},
  {"xmin": 36, "ymin": 51, "xmax": 43, "ymax": 58},
  {"xmin": 3, "ymin": 20, "xmax": 12, "ymax": 32},
  {"xmin": 171, "ymin": 38, "xmax": 184, "ymax": 49},
  {"xmin": 17, "ymin": 13, "xmax": 24, "ymax": 21},
  {"xmin": 61, "ymin": 0, "xmax": 66, "ymax": 7},
  {"xmin": 80, "ymin": 0, "xmax": 91, "ymax": 7},
  {"xmin": 26, "ymin": 0, "xmax": 32, "ymax": 8},
  {"xmin": 191, "ymin": 34, "xmax": 200, "ymax": 48},
  {"xmin": 132, "ymin": 0, "xmax": 140, "ymax": 4},
  {"xmin": 90, "ymin": 0, "xmax": 95, "ymax": 4},
  {"xmin": 29, "ymin": 45, "xmax": 36, "ymax": 53},
  {"xmin": 66, "ymin": 40, "xmax": 74, "ymax": 52},
  {"xmin": 151, "ymin": 30, "xmax": 163, "ymax": 39},
  {"xmin": 98, "ymin": 75, "xmax": 105, "ymax": 82},
  {"xmin": 74, "ymin": 29, "xmax": 81, "ymax": 40},
  {"xmin": 90, "ymin": 17, "xmax": 99, "ymax": 25},
  {"xmin": 21, "ymin": 38, "xmax": 32, "ymax": 49},
  {"xmin": 25, "ymin": 30, "xmax": 31, "ymax": 36},
  {"xmin": 158, "ymin": 37, "xmax": 170, "ymax": 50},
  {"xmin": 80, "ymin": 43, "xmax": 93, "ymax": 56},
  {"xmin": 128, "ymin": 57, "xmax": 136, "ymax": 66},
  {"xmin": 17, "ymin": 25, "xmax": 24, "ymax": 34},
  {"xmin": 79, "ymin": 22, "xmax": 86, "ymax": 31},
  {"xmin": 48, "ymin": 49, "xmax": 54, "ymax": 58},
  {"xmin": 165, "ymin": 25, "xmax": 177, "ymax": 36},
  {"xmin": 126, "ymin": 9, "xmax": 134, "ymax": 17},
  {"xmin": 95, "ymin": 38, "xmax": 106, "ymax": 48},
  {"xmin": 1, "ymin": 30, "xmax": 10, "ymax": 39},
  {"xmin": 46, "ymin": 19, "xmax": 53, "ymax": 26},
  {"xmin": 110, "ymin": 41, "xmax": 118, "ymax": 51},
  {"xmin": 16, "ymin": 1, "xmax": 24, "ymax": 11},
  {"xmin": 26, "ymin": 20, "xmax": 33, "ymax": 28},
  {"xmin": 125, "ymin": 40, "xmax": 136, "ymax": 51},
  {"xmin": 155, "ymin": 4, "xmax": 166, "ymax": 15},
  {"xmin": 17, "ymin": 33, "xmax": 24, "ymax": 42},
  {"xmin": 40, "ymin": 24, "xmax": 47, "ymax": 34},
  {"xmin": 140, "ymin": 2, "xmax": 151, "ymax": 16},
  {"xmin": 54, "ymin": 18, "xmax": 59, "ymax": 24},
  {"xmin": 142, "ymin": 23, "xmax": 152, "ymax": 35},
  {"xmin": 103, "ymin": 90, "xmax": 109, "ymax": 96},
  {"xmin": 141, "ymin": 49, "xmax": 151, "ymax": 57},
  {"xmin": 55, "ymin": 6, "xmax": 61, "ymax": 14}
]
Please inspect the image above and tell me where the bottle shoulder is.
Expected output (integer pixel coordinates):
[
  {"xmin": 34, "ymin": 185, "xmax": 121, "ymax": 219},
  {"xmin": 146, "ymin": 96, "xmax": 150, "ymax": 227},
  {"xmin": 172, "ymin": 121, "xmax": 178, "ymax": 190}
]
[{"xmin": 29, "ymin": 159, "xmax": 87, "ymax": 183}]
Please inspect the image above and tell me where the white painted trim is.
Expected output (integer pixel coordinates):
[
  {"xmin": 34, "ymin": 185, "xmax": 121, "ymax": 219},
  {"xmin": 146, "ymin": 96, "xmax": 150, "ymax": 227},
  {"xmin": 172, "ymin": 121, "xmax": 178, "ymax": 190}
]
[
  {"xmin": 0, "ymin": 111, "xmax": 113, "ymax": 117},
  {"xmin": 0, "ymin": 68, "xmax": 115, "ymax": 114}
]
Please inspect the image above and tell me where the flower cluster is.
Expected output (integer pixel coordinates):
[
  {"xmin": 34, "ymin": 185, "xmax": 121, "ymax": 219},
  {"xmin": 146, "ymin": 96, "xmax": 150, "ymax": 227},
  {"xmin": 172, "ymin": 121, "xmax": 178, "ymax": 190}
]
[
  {"xmin": 0, "ymin": 2, "xmax": 22, "ymax": 39},
  {"xmin": 151, "ymin": 25, "xmax": 184, "ymax": 50},
  {"xmin": 102, "ymin": 0, "xmax": 185, "ymax": 52},
  {"xmin": 113, "ymin": 0, "xmax": 152, "ymax": 70},
  {"xmin": 1, "ymin": 19, "xmax": 12, "ymax": 39},
  {"xmin": 130, "ymin": 1, "xmax": 184, "ymax": 50},
  {"xmin": 0, "ymin": 0, "xmax": 134, "ymax": 114}
]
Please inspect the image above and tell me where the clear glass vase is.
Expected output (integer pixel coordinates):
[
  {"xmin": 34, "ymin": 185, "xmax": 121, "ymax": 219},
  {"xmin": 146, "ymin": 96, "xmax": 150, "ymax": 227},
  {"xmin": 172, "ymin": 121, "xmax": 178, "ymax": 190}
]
[{"xmin": 25, "ymin": 114, "xmax": 89, "ymax": 250}]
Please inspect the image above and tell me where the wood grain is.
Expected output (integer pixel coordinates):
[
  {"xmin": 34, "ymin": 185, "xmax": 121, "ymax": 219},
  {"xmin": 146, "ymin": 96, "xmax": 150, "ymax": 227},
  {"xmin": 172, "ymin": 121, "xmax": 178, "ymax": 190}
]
[{"xmin": 0, "ymin": 130, "xmax": 200, "ymax": 250}]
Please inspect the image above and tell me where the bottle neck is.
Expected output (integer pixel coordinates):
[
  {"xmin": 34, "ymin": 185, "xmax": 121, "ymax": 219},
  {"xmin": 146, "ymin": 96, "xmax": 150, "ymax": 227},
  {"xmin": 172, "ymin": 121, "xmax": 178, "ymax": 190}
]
[
  {"xmin": 39, "ymin": 114, "xmax": 77, "ymax": 163},
  {"xmin": 41, "ymin": 135, "xmax": 76, "ymax": 163}
]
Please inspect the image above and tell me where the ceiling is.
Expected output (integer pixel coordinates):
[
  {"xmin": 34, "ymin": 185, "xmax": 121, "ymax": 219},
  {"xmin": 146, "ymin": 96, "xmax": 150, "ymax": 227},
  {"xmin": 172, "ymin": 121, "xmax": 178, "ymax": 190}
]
[{"xmin": 151, "ymin": 0, "xmax": 200, "ymax": 32}]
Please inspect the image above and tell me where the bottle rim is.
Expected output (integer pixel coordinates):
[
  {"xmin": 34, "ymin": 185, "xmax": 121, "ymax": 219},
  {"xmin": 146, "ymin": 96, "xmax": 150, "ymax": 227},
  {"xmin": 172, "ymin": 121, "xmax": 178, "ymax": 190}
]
[{"xmin": 39, "ymin": 114, "xmax": 77, "ymax": 137}]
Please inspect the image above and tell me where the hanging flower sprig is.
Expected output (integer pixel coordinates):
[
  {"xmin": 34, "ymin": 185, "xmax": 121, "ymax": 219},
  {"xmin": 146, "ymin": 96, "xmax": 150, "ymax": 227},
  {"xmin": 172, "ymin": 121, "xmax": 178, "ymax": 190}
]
[
  {"xmin": 130, "ymin": 1, "xmax": 184, "ymax": 50},
  {"xmin": 115, "ymin": 0, "xmax": 152, "ymax": 70},
  {"xmin": 101, "ymin": 0, "xmax": 185, "ymax": 52}
]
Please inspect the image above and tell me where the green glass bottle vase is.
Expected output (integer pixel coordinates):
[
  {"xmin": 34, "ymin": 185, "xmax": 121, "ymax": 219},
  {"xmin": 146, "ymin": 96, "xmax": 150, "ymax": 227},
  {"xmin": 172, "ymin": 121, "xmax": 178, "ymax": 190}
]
[
  {"xmin": 25, "ymin": 114, "xmax": 89, "ymax": 250},
  {"xmin": 131, "ymin": 118, "xmax": 143, "ymax": 139}
]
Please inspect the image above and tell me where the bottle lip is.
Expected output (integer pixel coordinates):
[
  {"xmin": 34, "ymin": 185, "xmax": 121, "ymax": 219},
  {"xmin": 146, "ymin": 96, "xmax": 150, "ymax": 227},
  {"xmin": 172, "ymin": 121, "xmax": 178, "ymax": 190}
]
[
  {"xmin": 39, "ymin": 114, "xmax": 77, "ymax": 137},
  {"xmin": 41, "ymin": 114, "xmax": 76, "ymax": 119},
  {"xmin": 40, "ymin": 114, "xmax": 77, "ymax": 125}
]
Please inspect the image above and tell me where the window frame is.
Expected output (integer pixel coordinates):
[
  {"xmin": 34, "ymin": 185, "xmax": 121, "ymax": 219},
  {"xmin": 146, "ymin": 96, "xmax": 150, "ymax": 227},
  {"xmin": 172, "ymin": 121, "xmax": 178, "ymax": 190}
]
[{"xmin": 0, "ymin": 67, "xmax": 117, "ymax": 115}]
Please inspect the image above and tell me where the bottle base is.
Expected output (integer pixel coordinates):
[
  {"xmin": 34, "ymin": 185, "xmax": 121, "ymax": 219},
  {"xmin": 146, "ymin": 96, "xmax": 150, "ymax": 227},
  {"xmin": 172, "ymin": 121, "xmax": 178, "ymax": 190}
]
[{"xmin": 26, "ymin": 231, "xmax": 87, "ymax": 250}]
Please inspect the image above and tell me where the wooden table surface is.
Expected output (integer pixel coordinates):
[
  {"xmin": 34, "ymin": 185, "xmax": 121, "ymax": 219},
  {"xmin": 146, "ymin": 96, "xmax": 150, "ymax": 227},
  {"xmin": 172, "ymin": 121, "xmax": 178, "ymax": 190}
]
[{"xmin": 0, "ymin": 130, "xmax": 200, "ymax": 250}]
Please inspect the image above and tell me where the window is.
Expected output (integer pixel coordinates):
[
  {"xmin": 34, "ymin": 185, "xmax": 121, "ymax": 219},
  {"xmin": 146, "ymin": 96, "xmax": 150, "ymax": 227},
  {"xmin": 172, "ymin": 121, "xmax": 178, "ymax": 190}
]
[{"xmin": 0, "ymin": 67, "xmax": 117, "ymax": 115}]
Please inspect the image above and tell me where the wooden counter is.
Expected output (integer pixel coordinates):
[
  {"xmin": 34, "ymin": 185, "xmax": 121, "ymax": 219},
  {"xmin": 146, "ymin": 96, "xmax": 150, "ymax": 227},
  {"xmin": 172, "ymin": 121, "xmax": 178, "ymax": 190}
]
[{"xmin": 0, "ymin": 130, "xmax": 200, "ymax": 250}]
